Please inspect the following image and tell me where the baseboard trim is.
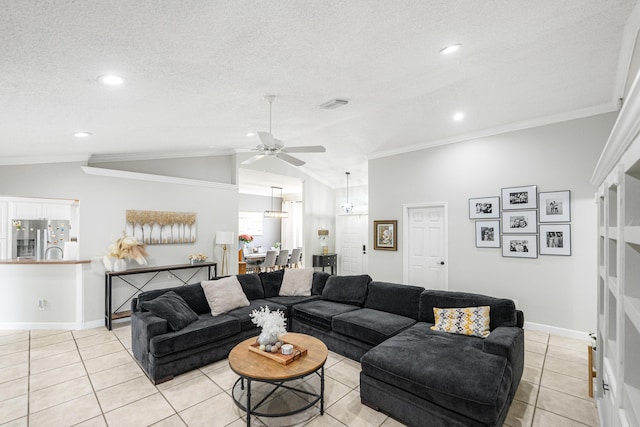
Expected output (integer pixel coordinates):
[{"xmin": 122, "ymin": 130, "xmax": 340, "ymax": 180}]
[
  {"xmin": 0, "ymin": 318, "xmax": 106, "ymax": 331},
  {"xmin": 524, "ymin": 321, "xmax": 590, "ymax": 341},
  {"xmin": 0, "ymin": 321, "xmax": 82, "ymax": 330}
]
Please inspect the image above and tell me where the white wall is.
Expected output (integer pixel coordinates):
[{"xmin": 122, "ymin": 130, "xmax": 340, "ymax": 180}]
[
  {"xmin": 0, "ymin": 160, "xmax": 238, "ymax": 325},
  {"xmin": 368, "ymin": 113, "xmax": 616, "ymax": 332}
]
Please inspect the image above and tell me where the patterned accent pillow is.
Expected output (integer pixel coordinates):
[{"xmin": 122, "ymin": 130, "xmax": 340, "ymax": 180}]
[{"xmin": 431, "ymin": 306, "xmax": 491, "ymax": 338}]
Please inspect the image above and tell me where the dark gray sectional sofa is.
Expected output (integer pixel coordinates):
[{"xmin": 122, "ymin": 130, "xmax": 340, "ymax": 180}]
[{"xmin": 131, "ymin": 269, "xmax": 524, "ymax": 427}]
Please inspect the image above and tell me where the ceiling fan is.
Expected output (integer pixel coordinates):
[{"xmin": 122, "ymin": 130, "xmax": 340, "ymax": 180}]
[{"xmin": 242, "ymin": 95, "xmax": 326, "ymax": 167}]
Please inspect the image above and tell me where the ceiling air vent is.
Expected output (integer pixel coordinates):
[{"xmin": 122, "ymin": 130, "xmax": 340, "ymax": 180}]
[{"xmin": 319, "ymin": 99, "xmax": 349, "ymax": 110}]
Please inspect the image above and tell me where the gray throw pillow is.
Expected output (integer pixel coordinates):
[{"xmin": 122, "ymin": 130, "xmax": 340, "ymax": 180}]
[
  {"xmin": 140, "ymin": 291, "xmax": 199, "ymax": 331},
  {"xmin": 321, "ymin": 274, "xmax": 372, "ymax": 306}
]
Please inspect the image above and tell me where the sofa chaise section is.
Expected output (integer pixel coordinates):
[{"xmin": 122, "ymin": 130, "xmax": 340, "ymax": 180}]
[{"xmin": 359, "ymin": 290, "xmax": 525, "ymax": 427}]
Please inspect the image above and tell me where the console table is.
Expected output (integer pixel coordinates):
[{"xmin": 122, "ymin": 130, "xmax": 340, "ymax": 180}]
[
  {"xmin": 104, "ymin": 262, "xmax": 217, "ymax": 330},
  {"xmin": 312, "ymin": 254, "xmax": 337, "ymax": 275}
]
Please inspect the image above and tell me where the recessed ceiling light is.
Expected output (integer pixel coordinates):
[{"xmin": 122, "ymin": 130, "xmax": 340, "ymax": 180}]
[
  {"xmin": 246, "ymin": 132, "xmax": 255, "ymax": 137},
  {"xmin": 453, "ymin": 112, "xmax": 464, "ymax": 121},
  {"xmin": 440, "ymin": 44, "xmax": 462, "ymax": 55},
  {"xmin": 97, "ymin": 75, "xmax": 125, "ymax": 86},
  {"xmin": 73, "ymin": 131, "xmax": 92, "ymax": 138}
]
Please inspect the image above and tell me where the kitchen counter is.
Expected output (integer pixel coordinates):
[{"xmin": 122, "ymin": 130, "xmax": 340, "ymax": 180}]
[{"xmin": 0, "ymin": 259, "xmax": 91, "ymax": 264}]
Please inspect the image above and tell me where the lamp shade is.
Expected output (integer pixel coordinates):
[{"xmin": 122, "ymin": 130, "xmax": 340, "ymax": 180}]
[{"xmin": 216, "ymin": 231, "xmax": 235, "ymax": 245}]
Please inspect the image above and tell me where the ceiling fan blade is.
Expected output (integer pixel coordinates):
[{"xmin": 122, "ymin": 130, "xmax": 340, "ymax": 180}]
[
  {"xmin": 256, "ymin": 131, "xmax": 276, "ymax": 148},
  {"xmin": 276, "ymin": 153, "xmax": 305, "ymax": 166},
  {"xmin": 241, "ymin": 154, "xmax": 265, "ymax": 165},
  {"xmin": 281, "ymin": 145, "xmax": 326, "ymax": 153}
]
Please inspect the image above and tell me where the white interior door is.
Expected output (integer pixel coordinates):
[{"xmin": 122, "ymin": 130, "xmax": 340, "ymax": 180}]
[
  {"xmin": 403, "ymin": 203, "xmax": 447, "ymax": 289},
  {"xmin": 336, "ymin": 214, "xmax": 368, "ymax": 275}
]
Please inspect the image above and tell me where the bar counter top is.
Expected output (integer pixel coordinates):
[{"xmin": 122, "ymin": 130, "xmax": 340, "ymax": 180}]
[{"xmin": 0, "ymin": 259, "xmax": 91, "ymax": 265}]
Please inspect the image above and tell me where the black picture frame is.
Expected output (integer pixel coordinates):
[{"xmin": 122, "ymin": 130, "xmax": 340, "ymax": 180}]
[
  {"xmin": 469, "ymin": 196, "xmax": 500, "ymax": 219},
  {"xmin": 502, "ymin": 185, "xmax": 537, "ymax": 210},
  {"xmin": 475, "ymin": 220, "xmax": 501, "ymax": 248},
  {"xmin": 539, "ymin": 190, "xmax": 571, "ymax": 222},
  {"xmin": 539, "ymin": 224, "xmax": 571, "ymax": 256},
  {"xmin": 502, "ymin": 234, "xmax": 538, "ymax": 258}
]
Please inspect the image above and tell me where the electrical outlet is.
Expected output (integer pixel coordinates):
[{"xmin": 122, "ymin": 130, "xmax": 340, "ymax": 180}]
[{"xmin": 38, "ymin": 299, "xmax": 46, "ymax": 310}]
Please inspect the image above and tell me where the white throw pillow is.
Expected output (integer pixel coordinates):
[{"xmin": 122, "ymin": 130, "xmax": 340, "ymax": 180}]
[
  {"xmin": 201, "ymin": 276, "xmax": 250, "ymax": 316},
  {"xmin": 279, "ymin": 268, "xmax": 314, "ymax": 297}
]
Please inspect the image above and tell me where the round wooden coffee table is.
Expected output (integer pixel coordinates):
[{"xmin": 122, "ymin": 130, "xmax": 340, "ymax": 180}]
[{"xmin": 228, "ymin": 332, "xmax": 328, "ymax": 426}]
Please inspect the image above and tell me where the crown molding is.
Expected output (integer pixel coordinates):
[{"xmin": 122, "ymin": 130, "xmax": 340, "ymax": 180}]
[
  {"xmin": 88, "ymin": 149, "xmax": 235, "ymax": 164},
  {"xmin": 81, "ymin": 166, "xmax": 237, "ymax": 190},
  {"xmin": 0, "ymin": 154, "xmax": 90, "ymax": 166},
  {"xmin": 368, "ymin": 102, "xmax": 618, "ymax": 161},
  {"xmin": 591, "ymin": 69, "xmax": 640, "ymax": 185}
]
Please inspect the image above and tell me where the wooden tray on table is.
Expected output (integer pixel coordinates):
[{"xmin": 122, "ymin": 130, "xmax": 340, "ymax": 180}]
[{"xmin": 248, "ymin": 341, "xmax": 307, "ymax": 365}]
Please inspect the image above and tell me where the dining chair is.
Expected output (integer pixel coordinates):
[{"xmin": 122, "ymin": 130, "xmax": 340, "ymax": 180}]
[
  {"xmin": 288, "ymin": 248, "xmax": 302, "ymax": 268},
  {"xmin": 275, "ymin": 249, "xmax": 290, "ymax": 270},
  {"xmin": 242, "ymin": 247, "xmax": 262, "ymax": 273},
  {"xmin": 261, "ymin": 250, "xmax": 278, "ymax": 272}
]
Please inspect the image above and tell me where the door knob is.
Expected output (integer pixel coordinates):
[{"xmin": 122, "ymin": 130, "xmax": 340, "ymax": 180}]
[{"xmin": 440, "ymin": 261, "xmax": 445, "ymax": 265}]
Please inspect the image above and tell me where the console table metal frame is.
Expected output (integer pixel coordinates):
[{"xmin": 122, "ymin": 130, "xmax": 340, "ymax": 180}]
[{"xmin": 104, "ymin": 262, "xmax": 217, "ymax": 330}]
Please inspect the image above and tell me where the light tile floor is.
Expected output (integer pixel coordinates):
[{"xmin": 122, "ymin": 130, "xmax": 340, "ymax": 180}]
[{"xmin": 0, "ymin": 325, "xmax": 599, "ymax": 426}]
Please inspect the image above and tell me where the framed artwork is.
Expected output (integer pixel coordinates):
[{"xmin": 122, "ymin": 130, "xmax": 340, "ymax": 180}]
[
  {"xmin": 502, "ymin": 185, "xmax": 537, "ymax": 210},
  {"xmin": 539, "ymin": 224, "xmax": 571, "ymax": 256},
  {"xmin": 539, "ymin": 190, "xmax": 571, "ymax": 222},
  {"xmin": 125, "ymin": 210, "xmax": 196, "ymax": 244},
  {"xmin": 374, "ymin": 220, "xmax": 397, "ymax": 251},
  {"xmin": 469, "ymin": 196, "xmax": 500, "ymax": 219},
  {"xmin": 502, "ymin": 235, "xmax": 538, "ymax": 258},
  {"xmin": 502, "ymin": 210, "xmax": 538, "ymax": 234},
  {"xmin": 475, "ymin": 220, "xmax": 501, "ymax": 248}
]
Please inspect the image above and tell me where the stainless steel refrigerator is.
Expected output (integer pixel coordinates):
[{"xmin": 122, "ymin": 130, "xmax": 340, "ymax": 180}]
[{"xmin": 11, "ymin": 219, "xmax": 71, "ymax": 260}]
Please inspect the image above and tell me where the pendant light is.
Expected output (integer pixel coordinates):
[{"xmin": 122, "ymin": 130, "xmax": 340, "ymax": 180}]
[
  {"xmin": 342, "ymin": 172, "xmax": 353, "ymax": 213},
  {"xmin": 264, "ymin": 186, "xmax": 289, "ymax": 218}
]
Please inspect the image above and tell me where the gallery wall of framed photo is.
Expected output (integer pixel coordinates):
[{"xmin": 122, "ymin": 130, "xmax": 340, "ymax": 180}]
[{"xmin": 469, "ymin": 186, "xmax": 572, "ymax": 258}]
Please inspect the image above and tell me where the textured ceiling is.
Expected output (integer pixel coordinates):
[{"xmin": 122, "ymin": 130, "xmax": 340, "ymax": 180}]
[{"xmin": 0, "ymin": 1, "xmax": 637, "ymax": 188}]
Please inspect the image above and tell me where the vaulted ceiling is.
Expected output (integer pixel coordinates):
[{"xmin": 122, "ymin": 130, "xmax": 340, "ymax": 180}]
[{"xmin": 1, "ymin": 1, "xmax": 637, "ymax": 188}]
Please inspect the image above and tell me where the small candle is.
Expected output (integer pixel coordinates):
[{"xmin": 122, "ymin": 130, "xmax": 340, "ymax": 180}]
[{"xmin": 281, "ymin": 344, "xmax": 293, "ymax": 355}]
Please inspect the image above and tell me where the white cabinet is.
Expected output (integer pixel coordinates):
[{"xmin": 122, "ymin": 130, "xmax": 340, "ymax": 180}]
[
  {"xmin": 12, "ymin": 202, "xmax": 41, "ymax": 219},
  {"xmin": 0, "ymin": 201, "xmax": 7, "ymax": 238},
  {"xmin": 42, "ymin": 203, "xmax": 71, "ymax": 220},
  {"xmin": 592, "ymin": 71, "xmax": 640, "ymax": 427},
  {"xmin": 11, "ymin": 201, "xmax": 71, "ymax": 220}
]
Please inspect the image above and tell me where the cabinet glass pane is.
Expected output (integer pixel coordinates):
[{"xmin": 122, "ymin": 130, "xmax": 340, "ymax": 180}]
[
  {"xmin": 609, "ymin": 238, "xmax": 618, "ymax": 278},
  {"xmin": 599, "ymin": 236, "xmax": 605, "ymax": 268},
  {"xmin": 609, "ymin": 185, "xmax": 618, "ymax": 227},
  {"xmin": 608, "ymin": 291, "xmax": 618, "ymax": 347},
  {"xmin": 626, "ymin": 160, "xmax": 640, "ymax": 226},
  {"xmin": 626, "ymin": 243, "xmax": 640, "ymax": 299},
  {"xmin": 599, "ymin": 277, "xmax": 605, "ymax": 316},
  {"xmin": 599, "ymin": 196, "xmax": 605, "ymax": 228},
  {"xmin": 623, "ymin": 315, "xmax": 640, "ymax": 427}
]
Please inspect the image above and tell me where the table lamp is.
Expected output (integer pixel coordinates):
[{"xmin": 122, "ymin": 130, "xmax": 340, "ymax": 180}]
[{"xmin": 216, "ymin": 231, "xmax": 235, "ymax": 276}]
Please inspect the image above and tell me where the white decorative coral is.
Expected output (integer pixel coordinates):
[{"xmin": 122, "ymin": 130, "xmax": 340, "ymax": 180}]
[{"xmin": 250, "ymin": 306, "xmax": 287, "ymax": 345}]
